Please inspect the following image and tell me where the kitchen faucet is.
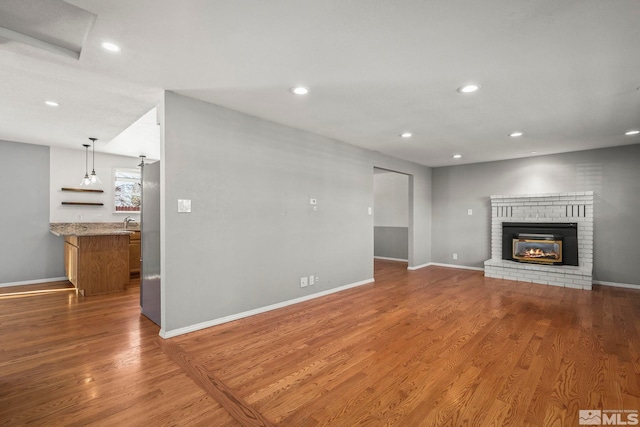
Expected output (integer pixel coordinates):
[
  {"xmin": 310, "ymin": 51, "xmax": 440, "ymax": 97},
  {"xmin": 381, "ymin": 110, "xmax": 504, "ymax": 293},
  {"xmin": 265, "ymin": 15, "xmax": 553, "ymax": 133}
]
[{"xmin": 124, "ymin": 216, "xmax": 135, "ymax": 229}]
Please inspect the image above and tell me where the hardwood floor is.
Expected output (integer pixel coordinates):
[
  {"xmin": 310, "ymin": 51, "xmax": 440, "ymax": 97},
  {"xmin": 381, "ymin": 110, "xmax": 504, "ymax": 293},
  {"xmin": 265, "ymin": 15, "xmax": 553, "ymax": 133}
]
[
  {"xmin": 0, "ymin": 280, "xmax": 238, "ymax": 426},
  {"xmin": 1, "ymin": 260, "xmax": 639, "ymax": 426}
]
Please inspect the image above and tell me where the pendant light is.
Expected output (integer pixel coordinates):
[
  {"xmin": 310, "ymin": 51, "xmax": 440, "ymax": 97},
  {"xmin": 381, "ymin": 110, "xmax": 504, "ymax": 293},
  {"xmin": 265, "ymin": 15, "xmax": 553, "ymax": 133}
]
[
  {"xmin": 89, "ymin": 137, "xmax": 102, "ymax": 185},
  {"xmin": 80, "ymin": 144, "xmax": 91, "ymax": 186}
]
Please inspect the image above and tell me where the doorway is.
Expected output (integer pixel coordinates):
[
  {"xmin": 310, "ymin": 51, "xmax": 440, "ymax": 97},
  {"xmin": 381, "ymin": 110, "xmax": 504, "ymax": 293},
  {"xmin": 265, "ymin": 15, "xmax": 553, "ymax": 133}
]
[{"xmin": 373, "ymin": 168, "xmax": 411, "ymax": 266}]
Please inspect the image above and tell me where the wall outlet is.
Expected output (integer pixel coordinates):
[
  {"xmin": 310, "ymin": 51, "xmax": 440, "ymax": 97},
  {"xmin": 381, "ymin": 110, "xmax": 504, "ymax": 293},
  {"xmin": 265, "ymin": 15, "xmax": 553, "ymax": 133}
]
[
  {"xmin": 309, "ymin": 275, "xmax": 315, "ymax": 286},
  {"xmin": 453, "ymin": 253, "xmax": 458, "ymax": 260},
  {"xmin": 300, "ymin": 277, "xmax": 308, "ymax": 288}
]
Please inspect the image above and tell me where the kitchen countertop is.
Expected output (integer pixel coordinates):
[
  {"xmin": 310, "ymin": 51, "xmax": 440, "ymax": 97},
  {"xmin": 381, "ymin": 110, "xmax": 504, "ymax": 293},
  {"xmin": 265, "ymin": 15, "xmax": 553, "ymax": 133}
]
[{"xmin": 50, "ymin": 222, "xmax": 140, "ymax": 237}]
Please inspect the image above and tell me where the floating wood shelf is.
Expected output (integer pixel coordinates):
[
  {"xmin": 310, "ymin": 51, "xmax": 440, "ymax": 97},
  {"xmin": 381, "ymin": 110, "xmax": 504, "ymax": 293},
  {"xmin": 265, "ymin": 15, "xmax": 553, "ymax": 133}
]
[
  {"xmin": 61, "ymin": 187, "xmax": 104, "ymax": 193},
  {"xmin": 62, "ymin": 202, "xmax": 104, "ymax": 206}
]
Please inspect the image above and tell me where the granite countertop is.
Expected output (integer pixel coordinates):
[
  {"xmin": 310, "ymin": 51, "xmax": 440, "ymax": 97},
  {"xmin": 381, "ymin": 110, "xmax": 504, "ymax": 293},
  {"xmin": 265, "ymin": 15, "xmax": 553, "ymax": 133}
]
[{"xmin": 50, "ymin": 222, "xmax": 140, "ymax": 237}]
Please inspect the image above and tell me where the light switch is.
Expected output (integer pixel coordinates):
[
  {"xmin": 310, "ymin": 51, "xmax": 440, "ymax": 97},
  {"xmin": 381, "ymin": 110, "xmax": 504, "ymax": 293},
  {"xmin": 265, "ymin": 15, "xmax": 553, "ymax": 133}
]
[
  {"xmin": 467, "ymin": 209, "xmax": 473, "ymax": 216},
  {"xmin": 310, "ymin": 198, "xmax": 317, "ymax": 205},
  {"xmin": 368, "ymin": 207, "xmax": 372, "ymax": 215},
  {"xmin": 178, "ymin": 199, "xmax": 191, "ymax": 213}
]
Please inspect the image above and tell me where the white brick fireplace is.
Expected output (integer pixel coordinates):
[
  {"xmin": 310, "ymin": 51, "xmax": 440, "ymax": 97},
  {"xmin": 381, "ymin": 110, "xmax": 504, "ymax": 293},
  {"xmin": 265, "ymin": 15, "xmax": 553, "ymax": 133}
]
[{"xmin": 484, "ymin": 191, "xmax": 594, "ymax": 290}]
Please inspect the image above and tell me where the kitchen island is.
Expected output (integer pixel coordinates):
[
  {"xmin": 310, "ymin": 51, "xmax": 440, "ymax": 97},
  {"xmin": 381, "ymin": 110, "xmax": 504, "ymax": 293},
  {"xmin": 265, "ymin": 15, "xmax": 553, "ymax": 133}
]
[{"xmin": 50, "ymin": 223, "xmax": 138, "ymax": 296}]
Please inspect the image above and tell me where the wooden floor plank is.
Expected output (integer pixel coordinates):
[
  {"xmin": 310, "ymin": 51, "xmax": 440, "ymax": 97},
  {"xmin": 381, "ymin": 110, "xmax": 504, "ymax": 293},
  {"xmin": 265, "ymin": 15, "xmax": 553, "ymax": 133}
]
[
  {"xmin": 0, "ymin": 280, "xmax": 238, "ymax": 427},
  {"xmin": 158, "ymin": 339, "xmax": 274, "ymax": 426},
  {"xmin": 2, "ymin": 261, "xmax": 640, "ymax": 425}
]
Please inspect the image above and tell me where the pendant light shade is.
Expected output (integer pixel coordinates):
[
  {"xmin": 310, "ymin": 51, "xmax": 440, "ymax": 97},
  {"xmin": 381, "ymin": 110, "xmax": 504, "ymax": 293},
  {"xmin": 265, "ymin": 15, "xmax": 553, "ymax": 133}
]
[
  {"xmin": 89, "ymin": 137, "xmax": 102, "ymax": 185},
  {"xmin": 80, "ymin": 144, "xmax": 91, "ymax": 186}
]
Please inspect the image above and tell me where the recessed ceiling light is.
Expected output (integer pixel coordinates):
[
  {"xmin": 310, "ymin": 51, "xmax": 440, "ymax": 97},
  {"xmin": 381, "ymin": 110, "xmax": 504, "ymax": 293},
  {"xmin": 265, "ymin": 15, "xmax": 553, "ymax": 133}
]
[
  {"xmin": 625, "ymin": 130, "xmax": 639, "ymax": 136},
  {"xmin": 400, "ymin": 132, "xmax": 412, "ymax": 138},
  {"xmin": 101, "ymin": 42, "xmax": 121, "ymax": 52},
  {"xmin": 453, "ymin": 154, "xmax": 462, "ymax": 159},
  {"xmin": 457, "ymin": 84, "xmax": 480, "ymax": 93},
  {"xmin": 510, "ymin": 131, "xmax": 523, "ymax": 137},
  {"xmin": 44, "ymin": 100, "xmax": 59, "ymax": 107},
  {"xmin": 290, "ymin": 86, "xmax": 309, "ymax": 95}
]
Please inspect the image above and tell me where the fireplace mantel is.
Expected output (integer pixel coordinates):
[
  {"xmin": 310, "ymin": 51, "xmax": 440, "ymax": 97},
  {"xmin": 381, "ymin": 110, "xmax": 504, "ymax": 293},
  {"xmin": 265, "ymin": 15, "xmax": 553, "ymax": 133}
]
[{"xmin": 484, "ymin": 191, "xmax": 594, "ymax": 290}]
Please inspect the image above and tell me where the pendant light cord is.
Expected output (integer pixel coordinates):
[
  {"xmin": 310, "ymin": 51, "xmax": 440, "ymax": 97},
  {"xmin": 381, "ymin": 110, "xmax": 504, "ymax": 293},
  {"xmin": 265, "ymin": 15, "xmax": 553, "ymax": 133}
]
[
  {"xmin": 82, "ymin": 144, "xmax": 90, "ymax": 178},
  {"xmin": 90, "ymin": 138, "xmax": 97, "ymax": 174}
]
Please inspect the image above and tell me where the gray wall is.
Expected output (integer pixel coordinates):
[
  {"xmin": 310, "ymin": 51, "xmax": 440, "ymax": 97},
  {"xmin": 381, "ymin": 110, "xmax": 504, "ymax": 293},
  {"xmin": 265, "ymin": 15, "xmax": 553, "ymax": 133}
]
[
  {"xmin": 161, "ymin": 91, "xmax": 432, "ymax": 333},
  {"xmin": 374, "ymin": 171, "xmax": 409, "ymax": 226},
  {"xmin": 432, "ymin": 144, "xmax": 640, "ymax": 285},
  {"xmin": 374, "ymin": 227, "xmax": 408, "ymax": 260},
  {"xmin": 374, "ymin": 171, "xmax": 409, "ymax": 260},
  {"xmin": 0, "ymin": 140, "xmax": 63, "ymax": 284}
]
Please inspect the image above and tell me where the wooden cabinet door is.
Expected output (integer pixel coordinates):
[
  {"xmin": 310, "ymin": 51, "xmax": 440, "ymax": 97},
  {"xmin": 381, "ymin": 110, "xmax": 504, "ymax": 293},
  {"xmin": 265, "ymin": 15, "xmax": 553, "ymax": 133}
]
[
  {"xmin": 64, "ymin": 241, "xmax": 78, "ymax": 286},
  {"xmin": 129, "ymin": 232, "xmax": 141, "ymax": 276}
]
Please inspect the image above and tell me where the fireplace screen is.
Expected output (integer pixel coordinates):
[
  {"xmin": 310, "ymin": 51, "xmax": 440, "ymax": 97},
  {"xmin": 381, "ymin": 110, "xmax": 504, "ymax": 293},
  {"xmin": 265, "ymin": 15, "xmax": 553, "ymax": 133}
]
[{"xmin": 512, "ymin": 233, "xmax": 562, "ymax": 264}]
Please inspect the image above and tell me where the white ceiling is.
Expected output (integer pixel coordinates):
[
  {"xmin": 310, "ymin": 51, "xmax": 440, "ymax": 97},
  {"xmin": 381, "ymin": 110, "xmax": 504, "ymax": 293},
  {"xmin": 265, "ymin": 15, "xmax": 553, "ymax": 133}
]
[{"xmin": 1, "ymin": 0, "xmax": 639, "ymax": 166}]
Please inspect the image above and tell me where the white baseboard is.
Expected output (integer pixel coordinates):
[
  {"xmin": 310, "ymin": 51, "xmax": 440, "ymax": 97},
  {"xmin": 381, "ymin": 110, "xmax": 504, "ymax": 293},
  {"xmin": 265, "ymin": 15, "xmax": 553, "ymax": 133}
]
[
  {"xmin": 374, "ymin": 256, "xmax": 408, "ymax": 262},
  {"xmin": 427, "ymin": 262, "xmax": 485, "ymax": 272},
  {"xmin": 407, "ymin": 262, "xmax": 431, "ymax": 271},
  {"xmin": 0, "ymin": 277, "xmax": 68, "ymax": 288},
  {"xmin": 160, "ymin": 278, "xmax": 375, "ymax": 339},
  {"xmin": 407, "ymin": 262, "xmax": 484, "ymax": 272},
  {"xmin": 593, "ymin": 280, "xmax": 640, "ymax": 290}
]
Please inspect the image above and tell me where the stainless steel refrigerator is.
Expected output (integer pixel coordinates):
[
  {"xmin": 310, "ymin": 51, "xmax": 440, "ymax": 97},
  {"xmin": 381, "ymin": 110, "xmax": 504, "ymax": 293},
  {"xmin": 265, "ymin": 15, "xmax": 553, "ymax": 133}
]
[{"xmin": 141, "ymin": 161, "xmax": 161, "ymax": 325}]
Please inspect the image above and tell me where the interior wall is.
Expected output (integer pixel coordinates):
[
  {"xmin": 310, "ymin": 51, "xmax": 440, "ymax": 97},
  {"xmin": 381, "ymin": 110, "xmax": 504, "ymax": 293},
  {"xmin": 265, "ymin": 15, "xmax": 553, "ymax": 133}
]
[
  {"xmin": 0, "ymin": 140, "xmax": 64, "ymax": 285},
  {"xmin": 373, "ymin": 170, "xmax": 409, "ymax": 260},
  {"xmin": 161, "ymin": 91, "xmax": 432, "ymax": 334},
  {"xmin": 50, "ymin": 146, "xmax": 142, "ymax": 223},
  {"xmin": 432, "ymin": 144, "xmax": 640, "ymax": 285}
]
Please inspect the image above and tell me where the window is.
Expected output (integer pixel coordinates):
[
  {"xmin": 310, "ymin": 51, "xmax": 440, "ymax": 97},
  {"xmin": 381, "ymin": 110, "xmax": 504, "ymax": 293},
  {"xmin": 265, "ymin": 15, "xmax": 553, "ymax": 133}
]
[{"xmin": 114, "ymin": 167, "xmax": 141, "ymax": 212}]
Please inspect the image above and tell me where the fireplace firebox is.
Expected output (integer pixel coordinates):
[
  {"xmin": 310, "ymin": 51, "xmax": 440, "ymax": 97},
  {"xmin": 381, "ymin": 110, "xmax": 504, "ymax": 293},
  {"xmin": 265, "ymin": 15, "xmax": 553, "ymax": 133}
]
[
  {"xmin": 512, "ymin": 233, "xmax": 562, "ymax": 264},
  {"xmin": 502, "ymin": 223, "xmax": 578, "ymax": 266}
]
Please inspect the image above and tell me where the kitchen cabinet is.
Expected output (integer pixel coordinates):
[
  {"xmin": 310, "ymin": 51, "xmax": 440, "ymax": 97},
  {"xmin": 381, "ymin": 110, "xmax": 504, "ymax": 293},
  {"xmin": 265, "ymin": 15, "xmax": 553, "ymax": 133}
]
[
  {"xmin": 129, "ymin": 231, "xmax": 141, "ymax": 278},
  {"xmin": 61, "ymin": 234, "xmax": 130, "ymax": 296},
  {"xmin": 64, "ymin": 236, "xmax": 78, "ymax": 286}
]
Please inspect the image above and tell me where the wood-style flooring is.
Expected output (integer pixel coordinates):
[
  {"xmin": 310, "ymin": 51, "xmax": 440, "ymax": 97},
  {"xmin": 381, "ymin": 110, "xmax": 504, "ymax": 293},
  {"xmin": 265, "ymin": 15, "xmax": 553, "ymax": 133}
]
[{"xmin": 1, "ymin": 260, "xmax": 639, "ymax": 426}]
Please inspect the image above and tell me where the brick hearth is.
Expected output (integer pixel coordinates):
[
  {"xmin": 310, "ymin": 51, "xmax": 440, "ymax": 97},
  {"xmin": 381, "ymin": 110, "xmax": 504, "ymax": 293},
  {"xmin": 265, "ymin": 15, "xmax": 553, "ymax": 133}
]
[{"xmin": 484, "ymin": 191, "xmax": 594, "ymax": 290}]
